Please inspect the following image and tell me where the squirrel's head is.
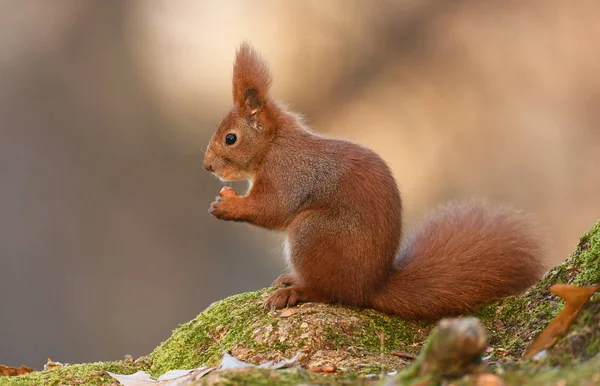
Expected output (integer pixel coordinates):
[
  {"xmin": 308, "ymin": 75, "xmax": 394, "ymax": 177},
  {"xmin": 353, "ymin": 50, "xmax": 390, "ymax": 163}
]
[{"xmin": 203, "ymin": 43, "xmax": 274, "ymax": 182}]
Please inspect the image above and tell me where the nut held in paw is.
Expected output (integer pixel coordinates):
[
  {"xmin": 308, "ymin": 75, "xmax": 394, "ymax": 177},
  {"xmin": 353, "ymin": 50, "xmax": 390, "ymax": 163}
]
[{"xmin": 219, "ymin": 187, "xmax": 238, "ymax": 198}]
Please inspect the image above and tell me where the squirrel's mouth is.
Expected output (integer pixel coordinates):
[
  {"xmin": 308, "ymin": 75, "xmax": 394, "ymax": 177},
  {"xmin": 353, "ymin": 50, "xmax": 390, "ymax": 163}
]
[
  {"xmin": 210, "ymin": 170, "xmax": 230, "ymax": 182},
  {"xmin": 208, "ymin": 161, "xmax": 250, "ymax": 183},
  {"xmin": 212, "ymin": 170, "xmax": 244, "ymax": 183}
]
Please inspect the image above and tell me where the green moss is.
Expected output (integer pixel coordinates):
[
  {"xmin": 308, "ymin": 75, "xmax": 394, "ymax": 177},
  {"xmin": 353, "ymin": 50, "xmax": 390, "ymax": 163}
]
[
  {"xmin": 194, "ymin": 368, "xmax": 381, "ymax": 386},
  {"xmin": 447, "ymin": 355, "xmax": 600, "ymax": 386},
  {"xmin": 587, "ymin": 338, "xmax": 600, "ymax": 358},
  {"xmin": 502, "ymin": 355, "xmax": 600, "ymax": 386},
  {"xmin": 0, "ymin": 361, "xmax": 140, "ymax": 386},
  {"xmin": 357, "ymin": 365, "xmax": 383, "ymax": 375},
  {"xmin": 147, "ymin": 289, "xmax": 276, "ymax": 376},
  {"xmin": 189, "ymin": 367, "xmax": 369, "ymax": 386},
  {"xmin": 572, "ymin": 221, "xmax": 600, "ymax": 286},
  {"xmin": 358, "ymin": 310, "xmax": 432, "ymax": 354},
  {"xmin": 316, "ymin": 305, "xmax": 429, "ymax": 354},
  {"xmin": 190, "ymin": 368, "xmax": 315, "ymax": 386}
]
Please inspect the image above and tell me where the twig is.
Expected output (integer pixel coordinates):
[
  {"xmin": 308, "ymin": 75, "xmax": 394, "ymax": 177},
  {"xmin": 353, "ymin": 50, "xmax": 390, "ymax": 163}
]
[{"xmin": 391, "ymin": 350, "xmax": 417, "ymax": 360}]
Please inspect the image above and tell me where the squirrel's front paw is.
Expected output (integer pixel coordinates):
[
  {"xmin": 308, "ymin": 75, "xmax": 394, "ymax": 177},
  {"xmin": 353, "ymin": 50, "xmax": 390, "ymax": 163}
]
[
  {"xmin": 265, "ymin": 287, "xmax": 300, "ymax": 310},
  {"xmin": 208, "ymin": 196, "xmax": 238, "ymax": 220}
]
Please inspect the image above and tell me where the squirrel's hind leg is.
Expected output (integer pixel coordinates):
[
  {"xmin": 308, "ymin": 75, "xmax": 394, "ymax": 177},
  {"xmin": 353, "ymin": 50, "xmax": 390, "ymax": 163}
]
[
  {"xmin": 265, "ymin": 285, "xmax": 326, "ymax": 310},
  {"xmin": 272, "ymin": 273, "xmax": 298, "ymax": 287}
]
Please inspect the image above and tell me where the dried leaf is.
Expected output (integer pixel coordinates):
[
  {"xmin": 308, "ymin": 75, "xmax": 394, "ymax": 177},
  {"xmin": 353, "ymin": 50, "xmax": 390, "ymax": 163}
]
[
  {"xmin": 258, "ymin": 351, "xmax": 301, "ymax": 369},
  {"xmin": 43, "ymin": 358, "xmax": 67, "ymax": 371},
  {"xmin": 108, "ymin": 351, "xmax": 300, "ymax": 386},
  {"xmin": 280, "ymin": 309, "xmax": 299, "ymax": 318},
  {"xmin": 156, "ymin": 369, "xmax": 195, "ymax": 381},
  {"xmin": 523, "ymin": 284, "xmax": 600, "ymax": 359},
  {"xmin": 107, "ymin": 367, "xmax": 215, "ymax": 386},
  {"xmin": 309, "ymin": 365, "xmax": 336, "ymax": 373},
  {"xmin": 218, "ymin": 353, "xmax": 255, "ymax": 370},
  {"xmin": 0, "ymin": 365, "xmax": 36, "ymax": 376},
  {"xmin": 106, "ymin": 371, "xmax": 156, "ymax": 386},
  {"xmin": 164, "ymin": 368, "xmax": 215, "ymax": 385}
]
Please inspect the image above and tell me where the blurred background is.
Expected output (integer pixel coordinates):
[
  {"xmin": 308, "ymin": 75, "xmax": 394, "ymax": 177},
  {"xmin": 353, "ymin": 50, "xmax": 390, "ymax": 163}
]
[{"xmin": 1, "ymin": 0, "xmax": 599, "ymax": 368}]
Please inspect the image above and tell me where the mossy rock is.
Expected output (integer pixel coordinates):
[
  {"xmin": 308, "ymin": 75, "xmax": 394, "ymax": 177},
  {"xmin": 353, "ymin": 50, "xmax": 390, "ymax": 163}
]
[
  {"xmin": 3, "ymin": 220, "xmax": 599, "ymax": 386},
  {"xmin": 145, "ymin": 290, "xmax": 430, "ymax": 376},
  {"xmin": 0, "ymin": 361, "xmax": 141, "ymax": 386}
]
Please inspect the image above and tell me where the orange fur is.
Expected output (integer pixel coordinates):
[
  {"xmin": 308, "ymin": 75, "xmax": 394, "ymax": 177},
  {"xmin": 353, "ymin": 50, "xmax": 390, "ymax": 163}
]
[{"xmin": 203, "ymin": 43, "xmax": 547, "ymax": 320}]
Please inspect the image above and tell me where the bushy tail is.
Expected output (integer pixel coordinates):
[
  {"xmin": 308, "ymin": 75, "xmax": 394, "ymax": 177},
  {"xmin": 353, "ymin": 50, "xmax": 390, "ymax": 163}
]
[{"xmin": 371, "ymin": 200, "xmax": 547, "ymax": 320}]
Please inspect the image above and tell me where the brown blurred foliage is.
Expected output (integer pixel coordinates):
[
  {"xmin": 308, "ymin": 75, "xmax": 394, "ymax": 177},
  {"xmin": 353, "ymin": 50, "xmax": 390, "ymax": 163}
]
[{"xmin": 1, "ymin": 0, "xmax": 599, "ymax": 368}]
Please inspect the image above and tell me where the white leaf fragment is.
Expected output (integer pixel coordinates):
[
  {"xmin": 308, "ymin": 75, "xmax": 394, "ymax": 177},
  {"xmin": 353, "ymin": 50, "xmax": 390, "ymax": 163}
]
[{"xmin": 108, "ymin": 351, "xmax": 300, "ymax": 386}]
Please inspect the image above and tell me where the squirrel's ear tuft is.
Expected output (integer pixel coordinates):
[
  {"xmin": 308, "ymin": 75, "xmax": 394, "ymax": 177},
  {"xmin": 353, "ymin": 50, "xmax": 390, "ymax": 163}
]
[
  {"xmin": 232, "ymin": 42, "xmax": 272, "ymax": 116},
  {"xmin": 243, "ymin": 87, "xmax": 262, "ymax": 116}
]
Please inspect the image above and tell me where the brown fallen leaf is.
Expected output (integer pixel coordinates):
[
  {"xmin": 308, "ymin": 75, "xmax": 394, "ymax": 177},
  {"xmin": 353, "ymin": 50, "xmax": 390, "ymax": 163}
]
[
  {"xmin": 0, "ymin": 364, "xmax": 36, "ymax": 376},
  {"xmin": 523, "ymin": 284, "xmax": 600, "ymax": 359},
  {"xmin": 309, "ymin": 365, "xmax": 336, "ymax": 373}
]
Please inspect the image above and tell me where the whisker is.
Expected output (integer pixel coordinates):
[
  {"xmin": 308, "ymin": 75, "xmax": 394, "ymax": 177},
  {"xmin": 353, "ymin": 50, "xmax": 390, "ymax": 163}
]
[{"xmin": 270, "ymin": 242, "xmax": 285, "ymax": 254}]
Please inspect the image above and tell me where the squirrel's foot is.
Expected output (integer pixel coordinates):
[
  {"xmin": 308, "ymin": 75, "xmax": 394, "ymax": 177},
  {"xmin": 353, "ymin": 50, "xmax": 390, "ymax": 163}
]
[
  {"xmin": 272, "ymin": 273, "xmax": 297, "ymax": 287},
  {"xmin": 265, "ymin": 286, "xmax": 324, "ymax": 310}
]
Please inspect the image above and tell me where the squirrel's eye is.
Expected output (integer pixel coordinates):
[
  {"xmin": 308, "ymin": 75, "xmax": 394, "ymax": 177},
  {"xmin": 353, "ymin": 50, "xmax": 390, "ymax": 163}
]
[{"xmin": 225, "ymin": 133, "xmax": 237, "ymax": 145}]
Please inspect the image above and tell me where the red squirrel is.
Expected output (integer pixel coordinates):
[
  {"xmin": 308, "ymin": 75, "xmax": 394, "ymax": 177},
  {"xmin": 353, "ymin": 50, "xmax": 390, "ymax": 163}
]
[{"xmin": 202, "ymin": 43, "xmax": 546, "ymax": 320}]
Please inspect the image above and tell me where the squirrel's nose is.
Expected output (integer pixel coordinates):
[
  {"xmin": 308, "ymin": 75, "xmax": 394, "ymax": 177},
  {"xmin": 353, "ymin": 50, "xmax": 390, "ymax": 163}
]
[{"xmin": 203, "ymin": 161, "xmax": 213, "ymax": 172}]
